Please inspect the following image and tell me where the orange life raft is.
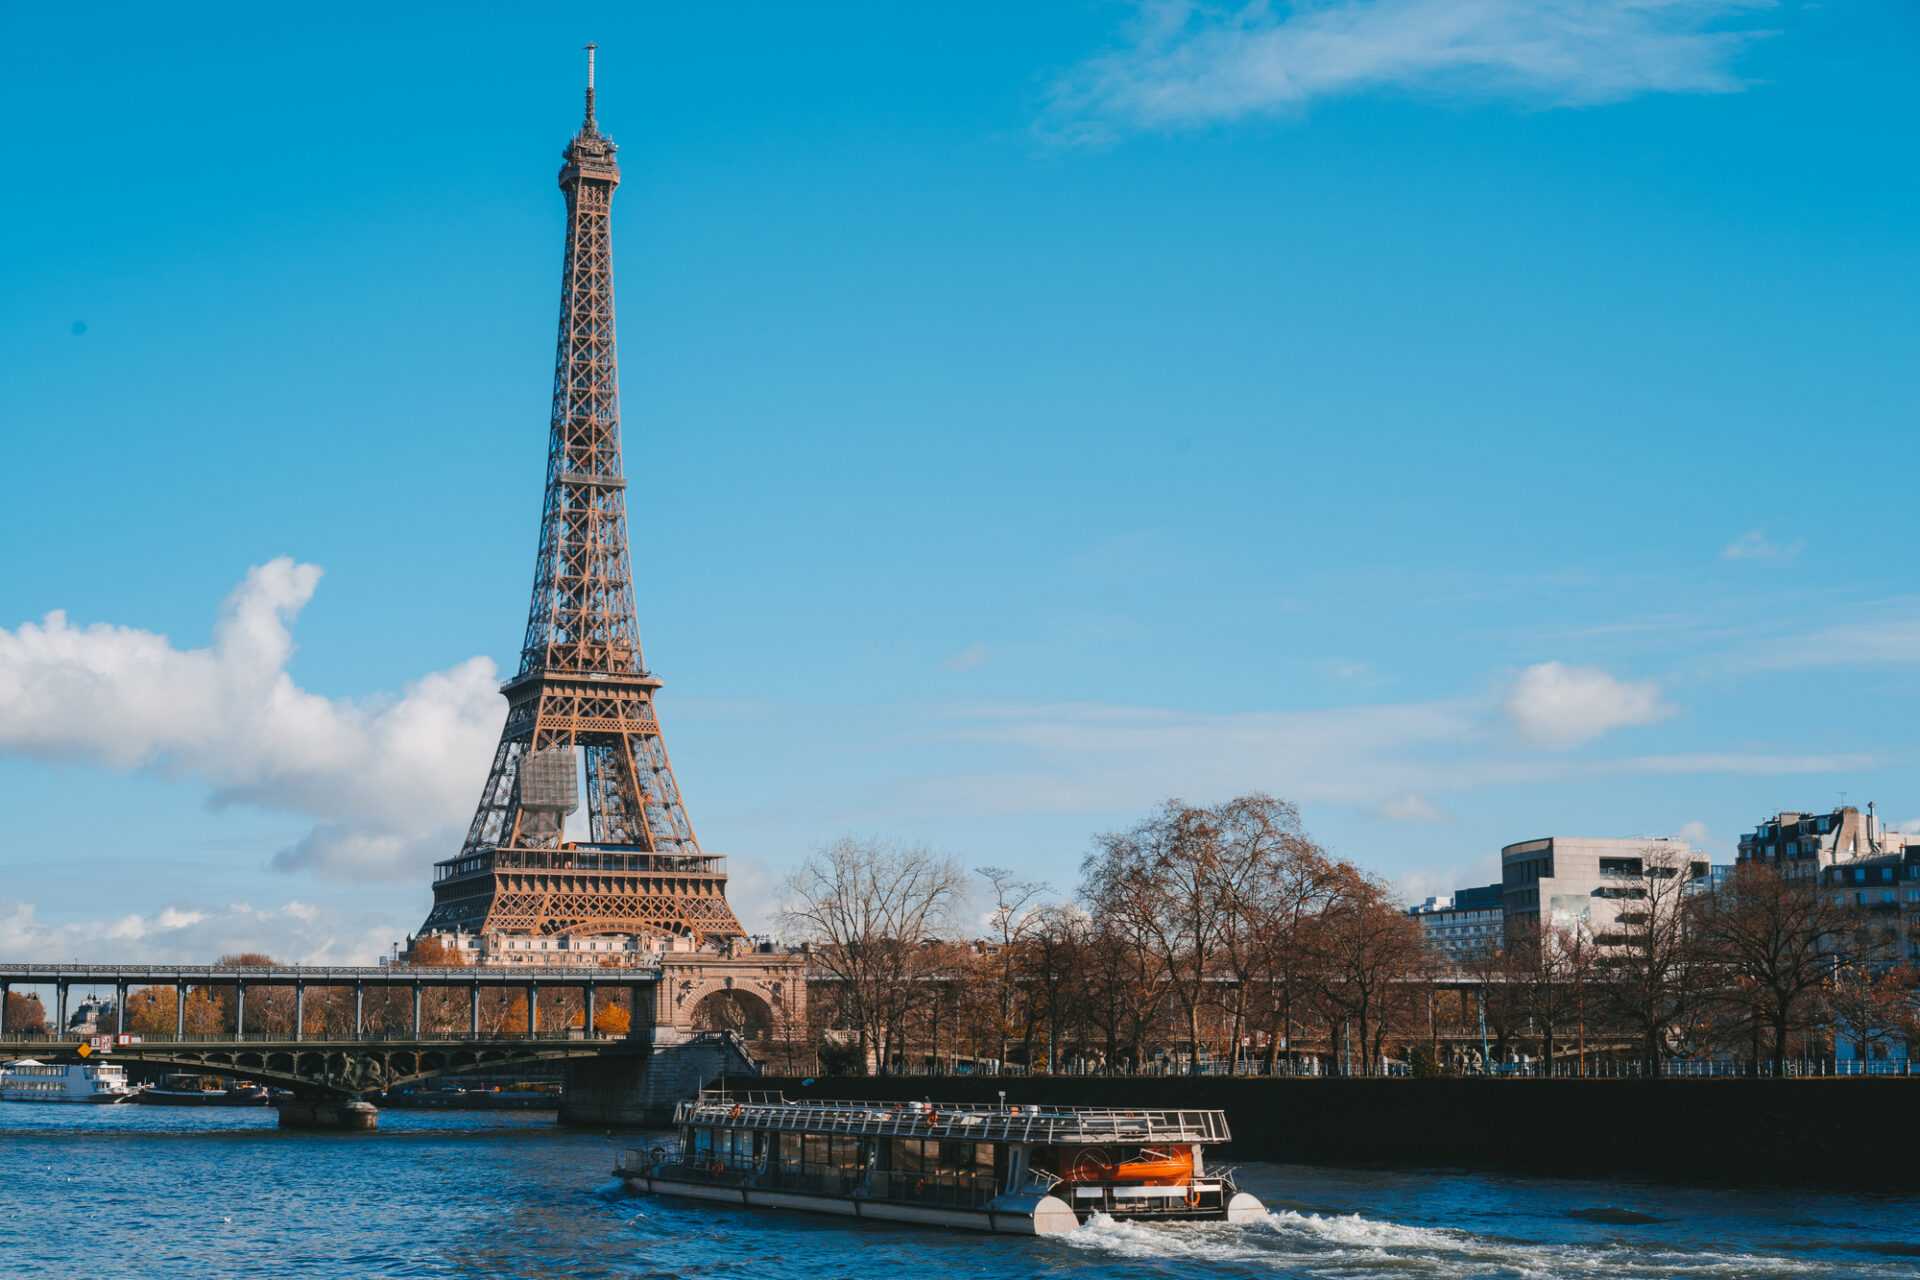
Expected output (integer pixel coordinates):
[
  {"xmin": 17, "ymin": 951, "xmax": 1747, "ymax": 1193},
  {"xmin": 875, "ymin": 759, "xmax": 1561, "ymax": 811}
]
[{"xmin": 1065, "ymin": 1145, "xmax": 1195, "ymax": 1186}]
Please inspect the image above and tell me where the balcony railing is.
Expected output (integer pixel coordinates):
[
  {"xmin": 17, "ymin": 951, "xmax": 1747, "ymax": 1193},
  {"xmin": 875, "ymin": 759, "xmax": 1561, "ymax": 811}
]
[{"xmin": 435, "ymin": 847, "xmax": 728, "ymax": 882}]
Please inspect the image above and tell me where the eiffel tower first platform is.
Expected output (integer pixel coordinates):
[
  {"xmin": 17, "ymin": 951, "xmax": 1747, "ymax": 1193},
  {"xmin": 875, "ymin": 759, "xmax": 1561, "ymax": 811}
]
[{"xmin": 411, "ymin": 48, "xmax": 800, "ymax": 1045}]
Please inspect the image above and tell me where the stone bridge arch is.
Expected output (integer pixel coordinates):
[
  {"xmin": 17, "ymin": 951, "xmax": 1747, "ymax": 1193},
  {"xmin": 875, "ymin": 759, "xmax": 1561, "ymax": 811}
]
[{"xmin": 657, "ymin": 952, "xmax": 805, "ymax": 1044}]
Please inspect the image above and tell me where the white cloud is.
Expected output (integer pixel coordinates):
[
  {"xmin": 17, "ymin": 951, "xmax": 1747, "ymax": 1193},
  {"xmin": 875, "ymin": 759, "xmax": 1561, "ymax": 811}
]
[
  {"xmin": 1503, "ymin": 661, "xmax": 1671, "ymax": 747},
  {"xmin": 0, "ymin": 899, "xmax": 402, "ymax": 966},
  {"xmin": 1677, "ymin": 819, "xmax": 1711, "ymax": 847},
  {"xmin": 0, "ymin": 559, "xmax": 502, "ymax": 881},
  {"xmin": 1377, "ymin": 791, "xmax": 1448, "ymax": 823},
  {"xmin": 1046, "ymin": 0, "xmax": 1772, "ymax": 140},
  {"xmin": 943, "ymin": 643, "xmax": 990, "ymax": 673},
  {"xmin": 1722, "ymin": 528, "xmax": 1804, "ymax": 563}
]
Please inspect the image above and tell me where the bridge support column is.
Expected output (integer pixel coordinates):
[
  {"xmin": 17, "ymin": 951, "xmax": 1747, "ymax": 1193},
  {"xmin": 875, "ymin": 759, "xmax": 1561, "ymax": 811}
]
[
  {"xmin": 235, "ymin": 982, "xmax": 246, "ymax": 1036},
  {"xmin": 175, "ymin": 981, "xmax": 185, "ymax": 1039},
  {"xmin": 1, "ymin": 982, "xmax": 9, "ymax": 1034},
  {"xmin": 57, "ymin": 982, "xmax": 68, "ymax": 1035},
  {"xmin": 295, "ymin": 982, "xmax": 306, "ymax": 1043},
  {"xmin": 527, "ymin": 983, "xmax": 539, "ymax": 1036},
  {"xmin": 585, "ymin": 983, "xmax": 596, "ymax": 1038},
  {"xmin": 115, "ymin": 982, "xmax": 126, "ymax": 1036},
  {"xmin": 411, "ymin": 984, "xmax": 422, "ymax": 1037},
  {"xmin": 469, "ymin": 984, "xmax": 479, "ymax": 1036},
  {"xmin": 353, "ymin": 982, "xmax": 364, "ymax": 1037}
]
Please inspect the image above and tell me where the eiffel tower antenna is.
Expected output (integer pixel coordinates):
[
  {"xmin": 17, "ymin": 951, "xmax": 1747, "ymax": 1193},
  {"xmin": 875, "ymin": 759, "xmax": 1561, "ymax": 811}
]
[
  {"xmin": 416, "ymin": 51, "xmax": 747, "ymax": 965},
  {"xmin": 583, "ymin": 42, "xmax": 597, "ymax": 129}
]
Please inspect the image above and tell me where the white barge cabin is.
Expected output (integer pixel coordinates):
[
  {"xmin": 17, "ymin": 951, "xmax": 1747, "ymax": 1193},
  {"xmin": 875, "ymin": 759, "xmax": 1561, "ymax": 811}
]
[{"xmin": 616, "ymin": 1091, "xmax": 1264, "ymax": 1235}]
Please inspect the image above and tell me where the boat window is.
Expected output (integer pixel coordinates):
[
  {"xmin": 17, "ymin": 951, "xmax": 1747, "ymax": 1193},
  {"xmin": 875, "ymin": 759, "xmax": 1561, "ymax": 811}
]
[
  {"xmin": 777, "ymin": 1132, "xmax": 803, "ymax": 1172},
  {"xmin": 689, "ymin": 1128, "xmax": 714, "ymax": 1156},
  {"xmin": 803, "ymin": 1133, "xmax": 829, "ymax": 1170}
]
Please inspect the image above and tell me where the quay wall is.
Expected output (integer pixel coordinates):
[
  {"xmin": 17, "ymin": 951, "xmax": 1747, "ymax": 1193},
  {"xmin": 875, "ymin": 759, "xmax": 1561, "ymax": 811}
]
[
  {"xmin": 751, "ymin": 1075, "xmax": 1920, "ymax": 1188},
  {"xmin": 560, "ymin": 1036, "xmax": 759, "ymax": 1127}
]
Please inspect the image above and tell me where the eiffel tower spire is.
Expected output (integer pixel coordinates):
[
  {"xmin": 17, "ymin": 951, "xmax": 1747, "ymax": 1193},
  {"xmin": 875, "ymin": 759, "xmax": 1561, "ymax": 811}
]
[{"xmin": 417, "ymin": 53, "xmax": 744, "ymax": 961}]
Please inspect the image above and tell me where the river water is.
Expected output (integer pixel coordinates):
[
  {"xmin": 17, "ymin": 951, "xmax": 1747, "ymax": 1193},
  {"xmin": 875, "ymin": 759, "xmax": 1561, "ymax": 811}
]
[{"xmin": 2, "ymin": 1102, "xmax": 1916, "ymax": 1278}]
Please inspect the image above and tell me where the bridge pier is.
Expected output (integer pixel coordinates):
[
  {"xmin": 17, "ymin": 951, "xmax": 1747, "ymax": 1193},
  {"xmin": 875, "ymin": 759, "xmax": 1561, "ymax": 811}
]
[
  {"xmin": 353, "ymin": 981, "xmax": 364, "ymax": 1036},
  {"xmin": 175, "ymin": 981, "xmax": 185, "ymax": 1038},
  {"xmin": 558, "ymin": 1031, "xmax": 758, "ymax": 1128},
  {"xmin": 235, "ymin": 981, "xmax": 246, "ymax": 1036},
  {"xmin": 1, "ymin": 982, "xmax": 9, "ymax": 1033},
  {"xmin": 116, "ymin": 982, "xmax": 126, "ymax": 1036},
  {"xmin": 295, "ymin": 982, "xmax": 305, "ymax": 1042},
  {"xmin": 276, "ymin": 1097, "xmax": 378, "ymax": 1132},
  {"xmin": 469, "ymin": 985, "xmax": 480, "ymax": 1035},
  {"xmin": 528, "ymin": 982, "xmax": 538, "ymax": 1036},
  {"xmin": 411, "ymin": 984, "xmax": 422, "ymax": 1037},
  {"xmin": 56, "ymin": 982, "xmax": 68, "ymax": 1034}
]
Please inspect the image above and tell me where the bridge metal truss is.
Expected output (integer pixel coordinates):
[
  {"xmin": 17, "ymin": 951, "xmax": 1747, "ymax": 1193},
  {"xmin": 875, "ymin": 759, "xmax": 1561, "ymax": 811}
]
[{"xmin": 29, "ymin": 1035, "xmax": 642, "ymax": 1098}]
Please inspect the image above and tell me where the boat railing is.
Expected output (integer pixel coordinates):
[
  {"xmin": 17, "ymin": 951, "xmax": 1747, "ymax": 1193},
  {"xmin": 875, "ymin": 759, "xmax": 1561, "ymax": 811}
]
[{"xmin": 679, "ymin": 1092, "xmax": 1231, "ymax": 1144}]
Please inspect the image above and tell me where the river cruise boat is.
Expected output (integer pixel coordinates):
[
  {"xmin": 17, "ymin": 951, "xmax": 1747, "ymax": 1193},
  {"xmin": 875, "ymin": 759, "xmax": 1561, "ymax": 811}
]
[
  {"xmin": 615, "ymin": 1092, "xmax": 1263, "ymax": 1235},
  {"xmin": 0, "ymin": 1058, "xmax": 138, "ymax": 1103}
]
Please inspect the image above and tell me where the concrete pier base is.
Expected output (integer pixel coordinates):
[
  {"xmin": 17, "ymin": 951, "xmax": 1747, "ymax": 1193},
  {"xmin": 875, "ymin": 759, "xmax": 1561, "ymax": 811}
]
[
  {"xmin": 560, "ymin": 1033, "xmax": 759, "ymax": 1127},
  {"xmin": 276, "ymin": 1098, "xmax": 379, "ymax": 1132}
]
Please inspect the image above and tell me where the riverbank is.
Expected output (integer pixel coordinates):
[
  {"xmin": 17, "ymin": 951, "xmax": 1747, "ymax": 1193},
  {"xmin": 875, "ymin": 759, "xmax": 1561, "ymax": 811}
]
[{"xmin": 750, "ymin": 1074, "xmax": 1920, "ymax": 1189}]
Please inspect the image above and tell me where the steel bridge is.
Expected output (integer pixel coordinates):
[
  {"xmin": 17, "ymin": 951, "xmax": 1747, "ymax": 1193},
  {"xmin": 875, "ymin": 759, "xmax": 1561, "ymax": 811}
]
[
  {"xmin": 1, "ymin": 1031, "xmax": 639, "ymax": 1097},
  {"xmin": 0, "ymin": 962, "xmax": 662, "ymax": 1096}
]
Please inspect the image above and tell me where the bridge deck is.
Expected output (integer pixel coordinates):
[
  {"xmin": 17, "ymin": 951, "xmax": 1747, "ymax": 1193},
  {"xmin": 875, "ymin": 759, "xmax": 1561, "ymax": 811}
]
[{"xmin": 0, "ymin": 962, "xmax": 658, "ymax": 988}]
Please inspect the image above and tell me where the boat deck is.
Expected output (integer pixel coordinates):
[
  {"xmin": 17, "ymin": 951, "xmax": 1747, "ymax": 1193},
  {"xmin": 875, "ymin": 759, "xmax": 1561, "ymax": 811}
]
[{"xmin": 677, "ymin": 1092, "xmax": 1232, "ymax": 1144}]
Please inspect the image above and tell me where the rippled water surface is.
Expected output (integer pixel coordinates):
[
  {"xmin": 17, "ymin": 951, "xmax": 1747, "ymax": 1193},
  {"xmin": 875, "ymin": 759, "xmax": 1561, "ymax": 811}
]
[{"xmin": 3, "ymin": 1101, "xmax": 1917, "ymax": 1278}]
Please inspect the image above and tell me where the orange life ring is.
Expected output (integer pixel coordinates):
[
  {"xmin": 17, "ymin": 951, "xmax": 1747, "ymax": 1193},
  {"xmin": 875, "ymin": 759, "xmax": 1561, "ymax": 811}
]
[
  {"xmin": 926, "ymin": 1110, "xmax": 939, "ymax": 1127},
  {"xmin": 708, "ymin": 1161, "xmax": 726, "ymax": 1177},
  {"xmin": 1186, "ymin": 1184, "xmax": 1202, "ymax": 1208},
  {"xmin": 729, "ymin": 1104, "xmax": 744, "ymax": 1120}
]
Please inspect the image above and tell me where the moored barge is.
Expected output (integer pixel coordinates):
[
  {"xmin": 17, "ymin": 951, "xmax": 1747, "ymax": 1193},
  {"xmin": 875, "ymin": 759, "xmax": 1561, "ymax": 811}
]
[{"xmin": 615, "ymin": 1091, "xmax": 1264, "ymax": 1235}]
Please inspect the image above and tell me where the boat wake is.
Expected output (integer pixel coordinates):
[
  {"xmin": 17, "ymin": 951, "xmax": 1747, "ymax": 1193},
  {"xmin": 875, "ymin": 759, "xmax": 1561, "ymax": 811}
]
[{"xmin": 1062, "ymin": 1208, "xmax": 1916, "ymax": 1278}]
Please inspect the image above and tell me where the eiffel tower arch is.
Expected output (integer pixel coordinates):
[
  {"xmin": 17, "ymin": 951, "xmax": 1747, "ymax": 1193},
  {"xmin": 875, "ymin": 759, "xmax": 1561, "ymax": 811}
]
[{"xmin": 411, "ymin": 48, "xmax": 802, "ymax": 1043}]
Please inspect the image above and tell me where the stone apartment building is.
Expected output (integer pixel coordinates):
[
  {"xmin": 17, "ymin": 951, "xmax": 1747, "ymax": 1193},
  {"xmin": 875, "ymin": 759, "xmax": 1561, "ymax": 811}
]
[{"xmin": 1737, "ymin": 805, "xmax": 1911, "ymax": 880}]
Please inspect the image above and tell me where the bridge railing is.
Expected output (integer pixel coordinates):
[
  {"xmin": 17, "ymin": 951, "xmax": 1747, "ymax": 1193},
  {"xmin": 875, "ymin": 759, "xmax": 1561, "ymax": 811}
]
[
  {"xmin": 0, "ymin": 962, "xmax": 661, "ymax": 984},
  {"xmin": 0, "ymin": 1029, "xmax": 630, "ymax": 1046}
]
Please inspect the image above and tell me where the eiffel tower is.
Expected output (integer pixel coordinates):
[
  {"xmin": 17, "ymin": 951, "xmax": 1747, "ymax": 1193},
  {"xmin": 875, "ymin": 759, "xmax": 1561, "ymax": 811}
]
[{"xmin": 416, "ymin": 48, "xmax": 745, "ymax": 966}]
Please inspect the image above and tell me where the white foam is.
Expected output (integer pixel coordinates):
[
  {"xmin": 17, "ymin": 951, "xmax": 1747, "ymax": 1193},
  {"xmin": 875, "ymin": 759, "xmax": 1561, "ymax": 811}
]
[{"xmin": 1060, "ymin": 1208, "xmax": 1915, "ymax": 1279}]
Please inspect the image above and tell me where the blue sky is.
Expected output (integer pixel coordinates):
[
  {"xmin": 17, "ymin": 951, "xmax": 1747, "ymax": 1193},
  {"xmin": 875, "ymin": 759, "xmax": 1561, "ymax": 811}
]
[{"xmin": 2, "ymin": 1, "xmax": 1917, "ymax": 963}]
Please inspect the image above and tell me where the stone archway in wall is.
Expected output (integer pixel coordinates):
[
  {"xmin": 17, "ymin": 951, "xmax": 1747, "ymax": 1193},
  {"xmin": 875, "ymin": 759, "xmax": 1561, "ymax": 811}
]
[{"xmin": 687, "ymin": 987, "xmax": 775, "ymax": 1042}]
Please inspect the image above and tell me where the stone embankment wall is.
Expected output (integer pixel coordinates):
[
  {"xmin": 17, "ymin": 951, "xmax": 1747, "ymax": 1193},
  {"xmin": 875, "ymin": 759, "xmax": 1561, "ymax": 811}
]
[
  {"xmin": 560, "ymin": 1035, "xmax": 760, "ymax": 1127},
  {"xmin": 752, "ymin": 1075, "xmax": 1920, "ymax": 1188}
]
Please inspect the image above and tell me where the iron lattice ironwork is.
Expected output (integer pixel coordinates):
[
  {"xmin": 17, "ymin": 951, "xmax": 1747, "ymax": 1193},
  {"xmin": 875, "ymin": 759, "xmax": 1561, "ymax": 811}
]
[{"xmin": 420, "ymin": 51, "xmax": 743, "ymax": 950}]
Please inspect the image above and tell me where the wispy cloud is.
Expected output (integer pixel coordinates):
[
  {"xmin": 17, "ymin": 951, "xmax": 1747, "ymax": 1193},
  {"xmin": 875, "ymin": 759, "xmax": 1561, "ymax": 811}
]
[
  {"xmin": 1045, "ymin": 0, "xmax": 1773, "ymax": 141},
  {"xmin": 1722, "ymin": 528, "xmax": 1805, "ymax": 563},
  {"xmin": 1503, "ymin": 661, "xmax": 1670, "ymax": 747},
  {"xmin": 0, "ymin": 559, "xmax": 501, "ymax": 882},
  {"xmin": 0, "ymin": 899, "xmax": 403, "ymax": 965},
  {"xmin": 943, "ymin": 642, "xmax": 991, "ymax": 673},
  {"xmin": 1377, "ymin": 791, "xmax": 1449, "ymax": 823},
  {"xmin": 1740, "ymin": 610, "xmax": 1920, "ymax": 671}
]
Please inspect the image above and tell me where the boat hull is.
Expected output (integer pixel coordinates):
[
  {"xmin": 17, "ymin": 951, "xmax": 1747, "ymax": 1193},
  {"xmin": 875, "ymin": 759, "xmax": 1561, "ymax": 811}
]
[{"xmin": 618, "ymin": 1172, "xmax": 1083, "ymax": 1235}]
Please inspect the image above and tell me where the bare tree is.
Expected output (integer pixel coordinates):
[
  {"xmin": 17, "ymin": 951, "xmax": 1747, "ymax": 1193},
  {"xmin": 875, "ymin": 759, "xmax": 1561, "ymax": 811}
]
[
  {"xmin": 976, "ymin": 865, "xmax": 1051, "ymax": 1072},
  {"xmin": 1594, "ymin": 842, "xmax": 1701, "ymax": 1076},
  {"xmin": 1083, "ymin": 800, "xmax": 1237, "ymax": 1069},
  {"xmin": 1689, "ymin": 863, "xmax": 1858, "ymax": 1074},
  {"xmin": 782, "ymin": 838, "xmax": 965, "ymax": 1074},
  {"xmin": 1304, "ymin": 866, "xmax": 1428, "ymax": 1074},
  {"xmin": 1506, "ymin": 919, "xmax": 1593, "ymax": 1074}
]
